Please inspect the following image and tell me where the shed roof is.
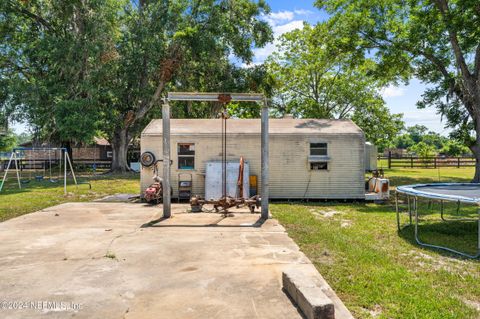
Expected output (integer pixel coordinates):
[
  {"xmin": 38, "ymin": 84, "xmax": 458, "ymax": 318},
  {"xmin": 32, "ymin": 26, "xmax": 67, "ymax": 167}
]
[{"xmin": 142, "ymin": 118, "xmax": 363, "ymax": 136}]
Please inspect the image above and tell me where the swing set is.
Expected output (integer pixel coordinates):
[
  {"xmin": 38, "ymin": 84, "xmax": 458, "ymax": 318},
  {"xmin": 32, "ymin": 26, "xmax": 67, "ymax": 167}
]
[{"xmin": 0, "ymin": 147, "xmax": 78, "ymax": 195}]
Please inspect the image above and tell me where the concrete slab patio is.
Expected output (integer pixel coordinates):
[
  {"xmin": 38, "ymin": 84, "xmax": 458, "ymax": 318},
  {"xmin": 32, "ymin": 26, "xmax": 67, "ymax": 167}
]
[{"xmin": 0, "ymin": 202, "xmax": 351, "ymax": 319}]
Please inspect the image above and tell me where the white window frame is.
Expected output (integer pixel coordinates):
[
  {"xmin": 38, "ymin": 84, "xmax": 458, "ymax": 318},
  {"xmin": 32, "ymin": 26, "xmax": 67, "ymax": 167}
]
[
  {"xmin": 177, "ymin": 143, "xmax": 195, "ymax": 170},
  {"xmin": 308, "ymin": 141, "xmax": 329, "ymax": 171}
]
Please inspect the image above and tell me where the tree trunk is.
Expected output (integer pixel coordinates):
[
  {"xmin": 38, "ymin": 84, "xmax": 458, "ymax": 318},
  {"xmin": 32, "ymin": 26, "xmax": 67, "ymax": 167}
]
[
  {"xmin": 110, "ymin": 128, "xmax": 130, "ymax": 173},
  {"xmin": 61, "ymin": 141, "xmax": 73, "ymax": 162},
  {"xmin": 471, "ymin": 126, "xmax": 480, "ymax": 182}
]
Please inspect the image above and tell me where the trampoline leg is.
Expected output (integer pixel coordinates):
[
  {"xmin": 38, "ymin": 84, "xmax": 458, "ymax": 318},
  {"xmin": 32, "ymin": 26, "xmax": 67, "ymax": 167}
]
[
  {"xmin": 395, "ymin": 191, "xmax": 400, "ymax": 231},
  {"xmin": 396, "ymin": 192, "xmax": 412, "ymax": 231},
  {"xmin": 408, "ymin": 196, "xmax": 416, "ymax": 226},
  {"xmin": 440, "ymin": 200, "xmax": 446, "ymax": 222},
  {"xmin": 477, "ymin": 208, "xmax": 480, "ymax": 258},
  {"xmin": 414, "ymin": 197, "xmax": 480, "ymax": 259},
  {"xmin": 439, "ymin": 200, "xmax": 474, "ymax": 222},
  {"xmin": 414, "ymin": 196, "xmax": 419, "ymax": 242}
]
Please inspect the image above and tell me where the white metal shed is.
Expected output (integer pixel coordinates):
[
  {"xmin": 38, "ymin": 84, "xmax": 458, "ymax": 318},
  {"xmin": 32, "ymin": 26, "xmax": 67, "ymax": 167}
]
[{"xmin": 140, "ymin": 118, "xmax": 366, "ymax": 199}]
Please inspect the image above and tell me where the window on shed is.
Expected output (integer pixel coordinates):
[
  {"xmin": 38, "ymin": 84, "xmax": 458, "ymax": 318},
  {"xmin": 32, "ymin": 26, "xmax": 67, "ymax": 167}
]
[
  {"xmin": 310, "ymin": 143, "xmax": 327, "ymax": 156},
  {"xmin": 309, "ymin": 142, "xmax": 328, "ymax": 170},
  {"xmin": 310, "ymin": 162, "xmax": 328, "ymax": 170},
  {"xmin": 178, "ymin": 143, "xmax": 195, "ymax": 169}
]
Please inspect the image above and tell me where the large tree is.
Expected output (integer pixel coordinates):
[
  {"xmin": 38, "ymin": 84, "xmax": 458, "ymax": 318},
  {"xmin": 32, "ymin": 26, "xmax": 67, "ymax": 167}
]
[
  {"xmin": 316, "ymin": 0, "xmax": 480, "ymax": 181},
  {"xmin": 267, "ymin": 23, "xmax": 404, "ymax": 150},
  {"xmin": 1, "ymin": 0, "xmax": 120, "ymax": 152},
  {"xmin": 1, "ymin": 0, "xmax": 272, "ymax": 171},
  {"xmin": 86, "ymin": 0, "xmax": 272, "ymax": 171}
]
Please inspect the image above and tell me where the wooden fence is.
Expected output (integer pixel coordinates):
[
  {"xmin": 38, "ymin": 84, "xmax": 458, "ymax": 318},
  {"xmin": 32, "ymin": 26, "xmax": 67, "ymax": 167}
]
[{"xmin": 379, "ymin": 155, "xmax": 476, "ymax": 168}]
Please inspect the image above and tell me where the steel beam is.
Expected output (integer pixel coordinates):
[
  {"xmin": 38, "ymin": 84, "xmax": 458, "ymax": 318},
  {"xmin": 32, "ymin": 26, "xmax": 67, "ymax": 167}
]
[
  {"xmin": 168, "ymin": 92, "xmax": 264, "ymax": 102},
  {"xmin": 163, "ymin": 92, "xmax": 268, "ymax": 219},
  {"xmin": 261, "ymin": 99, "xmax": 269, "ymax": 219},
  {"xmin": 162, "ymin": 101, "xmax": 172, "ymax": 218}
]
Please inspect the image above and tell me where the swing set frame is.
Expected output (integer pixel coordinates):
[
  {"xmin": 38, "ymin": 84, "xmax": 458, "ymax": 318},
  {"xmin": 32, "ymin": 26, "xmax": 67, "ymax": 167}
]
[{"xmin": 0, "ymin": 147, "xmax": 78, "ymax": 195}]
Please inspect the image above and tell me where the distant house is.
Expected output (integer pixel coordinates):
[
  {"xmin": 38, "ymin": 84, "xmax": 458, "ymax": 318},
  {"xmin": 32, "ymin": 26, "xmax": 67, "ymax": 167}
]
[
  {"xmin": 19, "ymin": 137, "xmax": 113, "ymax": 161},
  {"xmin": 3, "ymin": 137, "xmax": 141, "ymax": 170},
  {"xmin": 383, "ymin": 148, "xmax": 408, "ymax": 158}
]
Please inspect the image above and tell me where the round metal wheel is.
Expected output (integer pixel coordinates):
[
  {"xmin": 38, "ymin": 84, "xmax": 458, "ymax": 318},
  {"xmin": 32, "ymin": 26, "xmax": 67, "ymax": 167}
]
[{"xmin": 140, "ymin": 151, "xmax": 156, "ymax": 167}]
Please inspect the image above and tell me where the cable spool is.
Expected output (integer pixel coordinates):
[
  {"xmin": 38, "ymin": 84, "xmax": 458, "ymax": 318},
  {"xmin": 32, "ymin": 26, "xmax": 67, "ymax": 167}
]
[{"xmin": 140, "ymin": 151, "xmax": 156, "ymax": 167}]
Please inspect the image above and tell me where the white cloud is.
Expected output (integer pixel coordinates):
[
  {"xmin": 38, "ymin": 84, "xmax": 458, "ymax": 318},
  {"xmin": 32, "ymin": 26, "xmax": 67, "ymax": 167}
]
[
  {"xmin": 274, "ymin": 20, "xmax": 304, "ymax": 36},
  {"xmin": 263, "ymin": 11, "xmax": 295, "ymax": 26},
  {"xmin": 381, "ymin": 85, "xmax": 406, "ymax": 98},
  {"xmin": 240, "ymin": 61, "xmax": 263, "ymax": 69},
  {"xmin": 250, "ymin": 9, "xmax": 313, "ymax": 64},
  {"xmin": 253, "ymin": 20, "xmax": 305, "ymax": 62},
  {"xmin": 401, "ymin": 109, "xmax": 451, "ymax": 134},
  {"xmin": 294, "ymin": 9, "xmax": 314, "ymax": 16}
]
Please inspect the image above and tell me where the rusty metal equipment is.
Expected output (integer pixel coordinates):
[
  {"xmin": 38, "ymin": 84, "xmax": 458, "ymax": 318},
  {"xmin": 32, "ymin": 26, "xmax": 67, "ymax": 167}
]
[
  {"xmin": 144, "ymin": 160, "xmax": 164, "ymax": 204},
  {"xmin": 190, "ymin": 194, "xmax": 261, "ymax": 214},
  {"xmin": 163, "ymin": 92, "xmax": 269, "ymax": 219},
  {"xmin": 190, "ymin": 157, "xmax": 261, "ymax": 213},
  {"xmin": 188, "ymin": 95, "xmax": 261, "ymax": 215},
  {"xmin": 143, "ymin": 159, "xmax": 173, "ymax": 205}
]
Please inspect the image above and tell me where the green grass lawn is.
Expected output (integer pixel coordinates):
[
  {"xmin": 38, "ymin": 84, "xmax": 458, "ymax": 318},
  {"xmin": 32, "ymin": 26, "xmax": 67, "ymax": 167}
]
[
  {"xmin": 1, "ymin": 166, "xmax": 478, "ymax": 318},
  {"xmin": 0, "ymin": 172, "xmax": 139, "ymax": 221},
  {"xmin": 272, "ymin": 166, "xmax": 479, "ymax": 319}
]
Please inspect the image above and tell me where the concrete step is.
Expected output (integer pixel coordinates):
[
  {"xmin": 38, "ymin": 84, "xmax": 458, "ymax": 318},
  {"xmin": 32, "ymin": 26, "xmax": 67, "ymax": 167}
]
[{"xmin": 282, "ymin": 266, "xmax": 354, "ymax": 319}]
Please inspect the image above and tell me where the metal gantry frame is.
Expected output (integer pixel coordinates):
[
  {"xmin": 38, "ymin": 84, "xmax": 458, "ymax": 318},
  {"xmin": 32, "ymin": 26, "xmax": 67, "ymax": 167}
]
[
  {"xmin": 0, "ymin": 147, "xmax": 78, "ymax": 195},
  {"xmin": 395, "ymin": 191, "xmax": 480, "ymax": 259},
  {"xmin": 161, "ymin": 92, "xmax": 269, "ymax": 220}
]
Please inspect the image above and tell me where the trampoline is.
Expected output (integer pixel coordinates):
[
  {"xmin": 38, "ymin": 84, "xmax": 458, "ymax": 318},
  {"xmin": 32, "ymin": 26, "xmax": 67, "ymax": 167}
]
[{"xmin": 396, "ymin": 183, "xmax": 480, "ymax": 259}]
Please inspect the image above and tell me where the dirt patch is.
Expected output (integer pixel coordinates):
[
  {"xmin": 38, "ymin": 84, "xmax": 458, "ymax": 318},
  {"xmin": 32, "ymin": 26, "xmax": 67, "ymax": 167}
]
[
  {"xmin": 340, "ymin": 220, "xmax": 352, "ymax": 228},
  {"xmin": 310, "ymin": 209, "xmax": 342, "ymax": 219},
  {"xmin": 401, "ymin": 250, "xmax": 475, "ymax": 276},
  {"xmin": 463, "ymin": 298, "xmax": 480, "ymax": 312},
  {"xmin": 369, "ymin": 304, "xmax": 383, "ymax": 317}
]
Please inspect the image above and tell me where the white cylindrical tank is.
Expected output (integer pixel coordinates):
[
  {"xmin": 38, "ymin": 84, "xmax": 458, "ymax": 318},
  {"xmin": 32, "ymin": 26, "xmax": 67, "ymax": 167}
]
[{"xmin": 365, "ymin": 142, "xmax": 378, "ymax": 171}]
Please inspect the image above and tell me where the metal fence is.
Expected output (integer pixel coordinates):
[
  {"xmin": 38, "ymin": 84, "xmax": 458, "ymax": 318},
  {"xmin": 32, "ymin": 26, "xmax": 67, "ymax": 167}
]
[{"xmin": 379, "ymin": 155, "xmax": 476, "ymax": 168}]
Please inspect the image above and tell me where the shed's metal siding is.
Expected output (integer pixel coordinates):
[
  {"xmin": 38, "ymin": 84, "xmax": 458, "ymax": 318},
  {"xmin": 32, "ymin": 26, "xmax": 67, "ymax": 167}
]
[{"xmin": 140, "ymin": 130, "xmax": 365, "ymax": 199}]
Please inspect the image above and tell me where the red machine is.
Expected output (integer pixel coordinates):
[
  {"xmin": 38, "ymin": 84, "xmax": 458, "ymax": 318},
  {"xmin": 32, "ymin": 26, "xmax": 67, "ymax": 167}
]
[
  {"xmin": 145, "ymin": 181, "xmax": 163, "ymax": 204},
  {"xmin": 140, "ymin": 153, "xmax": 165, "ymax": 204}
]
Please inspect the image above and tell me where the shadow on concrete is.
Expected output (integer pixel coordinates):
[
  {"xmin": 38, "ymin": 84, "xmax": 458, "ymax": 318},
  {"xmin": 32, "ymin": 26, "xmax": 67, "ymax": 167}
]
[
  {"xmin": 282, "ymin": 288, "xmax": 308, "ymax": 319},
  {"xmin": 141, "ymin": 215, "xmax": 267, "ymax": 228}
]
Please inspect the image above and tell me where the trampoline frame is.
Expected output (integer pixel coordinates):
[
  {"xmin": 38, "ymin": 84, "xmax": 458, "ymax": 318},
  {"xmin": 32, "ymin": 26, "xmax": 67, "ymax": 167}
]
[{"xmin": 395, "ymin": 183, "xmax": 480, "ymax": 259}]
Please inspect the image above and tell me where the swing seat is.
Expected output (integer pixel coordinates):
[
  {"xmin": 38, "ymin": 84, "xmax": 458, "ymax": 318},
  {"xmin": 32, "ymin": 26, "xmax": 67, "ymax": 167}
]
[
  {"xmin": 50, "ymin": 179, "xmax": 59, "ymax": 183},
  {"xmin": 35, "ymin": 176, "xmax": 44, "ymax": 181},
  {"xmin": 21, "ymin": 179, "xmax": 30, "ymax": 184}
]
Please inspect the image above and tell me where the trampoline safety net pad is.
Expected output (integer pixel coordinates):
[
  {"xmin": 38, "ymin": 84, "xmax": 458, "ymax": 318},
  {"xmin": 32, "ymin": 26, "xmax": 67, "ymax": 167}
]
[{"xmin": 396, "ymin": 183, "xmax": 480, "ymax": 204}]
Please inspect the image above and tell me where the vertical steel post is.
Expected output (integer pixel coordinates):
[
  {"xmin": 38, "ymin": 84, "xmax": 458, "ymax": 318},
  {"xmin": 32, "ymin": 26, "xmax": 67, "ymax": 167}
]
[
  {"xmin": 14, "ymin": 152, "xmax": 21, "ymax": 189},
  {"xmin": 0, "ymin": 152, "xmax": 15, "ymax": 192},
  {"xmin": 65, "ymin": 152, "xmax": 78, "ymax": 187},
  {"xmin": 64, "ymin": 150, "xmax": 67, "ymax": 195},
  {"xmin": 162, "ymin": 100, "xmax": 171, "ymax": 218},
  {"xmin": 477, "ymin": 207, "xmax": 480, "ymax": 254},
  {"xmin": 395, "ymin": 191, "xmax": 400, "ymax": 230},
  {"xmin": 261, "ymin": 99, "xmax": 269, "ymax": 219}
]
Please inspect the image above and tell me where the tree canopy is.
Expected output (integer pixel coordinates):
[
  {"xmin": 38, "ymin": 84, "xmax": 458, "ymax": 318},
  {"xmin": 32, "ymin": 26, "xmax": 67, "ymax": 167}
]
[
  {"xmin": 266, "ymin": 23, "xmax": 404, "ymax": 150},
  {"xmin": 316, "ymin": 0, "xmax": 480, "ymax": 180},
  {"xmin": 1, "ymin": 0, "xmax": 273, "ymax": 171}
]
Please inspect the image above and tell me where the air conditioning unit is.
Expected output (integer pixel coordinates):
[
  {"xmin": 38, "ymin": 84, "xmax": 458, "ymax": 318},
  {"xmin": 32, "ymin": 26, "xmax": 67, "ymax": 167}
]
[{"xmin": 366, "ymin": 178, "xmax": 390, "ymax": 200}]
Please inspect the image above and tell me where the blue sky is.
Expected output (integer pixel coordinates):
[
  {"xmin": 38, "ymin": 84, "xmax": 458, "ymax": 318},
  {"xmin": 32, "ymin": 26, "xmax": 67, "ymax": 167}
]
[
  {"xmin": 12, "ymin": 0, "xmax": 449, "ymax": 135},
  {"xmin": 258, "ymin": 0, "xmax": 450, "ymax": 135}
]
